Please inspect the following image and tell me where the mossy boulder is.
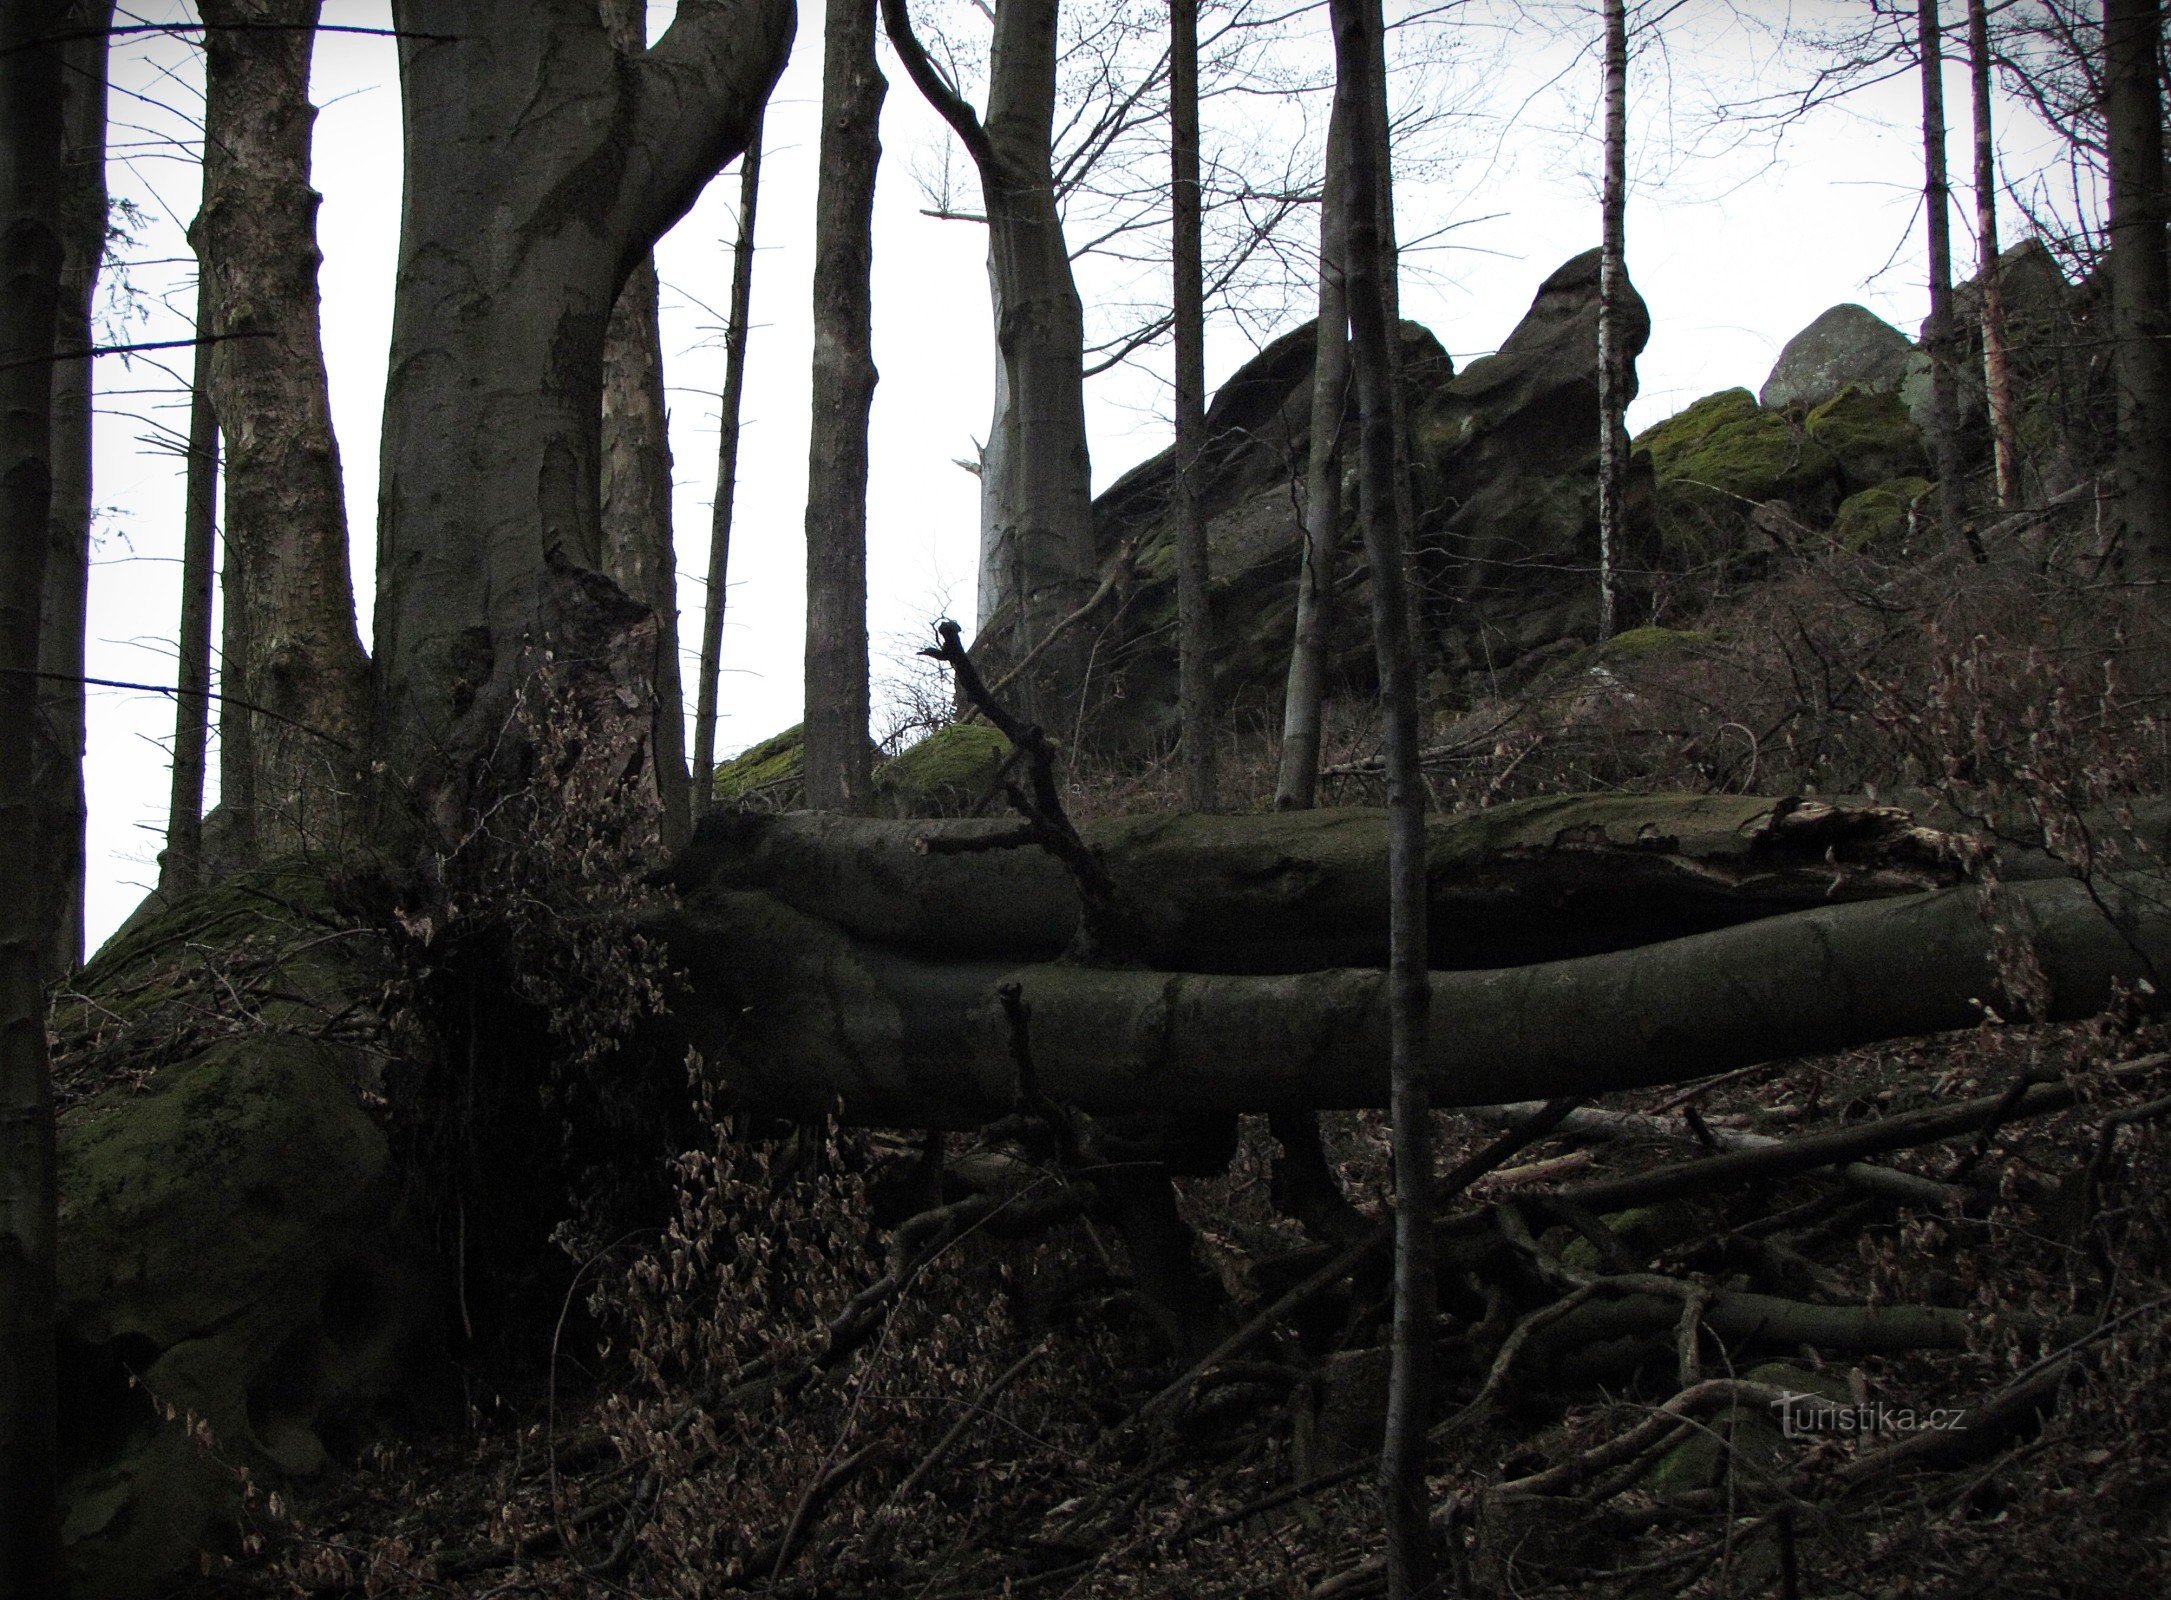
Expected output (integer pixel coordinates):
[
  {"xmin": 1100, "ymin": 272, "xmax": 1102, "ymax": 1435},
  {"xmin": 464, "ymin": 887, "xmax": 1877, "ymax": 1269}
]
[
  {"xmin": 58, "ymin": 1034, "xmax": 419, "ymax": 1599},
  {"xmin": 1832, "ymin": 476, "xmax": 1934, "ymax": 551},
  {"xmin": 1759, "ymin": 303, "xmax": 1915, "ymax": 411},
  {"xmin": 1644, "ymin": 1361, "xmax": 1852, "ymax": 1501},
  {"xmin": 712, "ymin": 723, "xmax": 807, "ymax": 809},
  {"xmin": 1635, "ymin": 388, "xmax": 1840, "ymax": 560},
  {"xmin": 1803, "ymin": 384, "xmax": 1929, "ymax": 493},
  {"xmin": 874, "ymin": 723, "xmax": 1014, "ymax": 817}
]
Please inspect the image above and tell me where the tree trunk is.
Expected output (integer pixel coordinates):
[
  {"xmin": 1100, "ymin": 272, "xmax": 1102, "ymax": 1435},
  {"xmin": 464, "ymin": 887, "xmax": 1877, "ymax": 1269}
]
[
  {"xmin": 1329, "ymin": 0, "xmax": 1433, "ymax": 1585},
  {"xmin": 1596, "ymin": 0, "xmax": 1628, "ymax": 641},
  {"xmin": 376, "ymin": 0, "xmax": 791, "ymax": 830},
  {"xmin": 654, "ymin": 871, "xmax": 2171, "ymax": 1127},
  {"xmin": 1916, "ymin": 0, "xmax": 1978, "ymax": 558},
  {"xmin": 0, "ymin": 6, "xmax": 69, "ymax": 1590},
  {"xmin": 162, "ymin": 339, "xmax": 220, "ymax": 898},
  {"xmin": 31, "ymin": 1, "xmax": 110, "ymax": 980},
  {"xmin": 194, "ymin": 0, "xmax": 373, "ymax": 855},
  {"xmin": 803, "ymin": 0, "xmax": 884, "ymax": 814},
  {"xmin": 218, "ymin": 517, "xmax": 255, "ymax": 860},
  {"xmin": 1171, "ymin": 0, "xmax": 1215, "ymax": 810},
  {"xmin": 1966, "ymin": 0, "xmax": 2021, "ymax": 509},
  {"xmin": 2105, "ymin": 0, "xmax": 2171, "ymax": 574},
  {"xmin": 883, "ymin": 0, "xmax": 1098, "ymax": 727},
  {"xmin": 1275, "ymin": 95, "xmax": 1352, "ymax": 811},
  {"xmin": 692, "ymin": 116, "xmax": 764, "ymax": 820}
]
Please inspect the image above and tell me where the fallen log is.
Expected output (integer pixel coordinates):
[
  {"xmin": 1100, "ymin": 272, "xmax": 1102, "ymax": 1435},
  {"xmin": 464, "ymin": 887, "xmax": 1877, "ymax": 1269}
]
[
  {"xmin": 665, "ymin": 792, "xmax": 1969, "ymax": 971},
  {"xmin": 655, "ymin": 874, "xmax": 2171, "ymax": 1126}
]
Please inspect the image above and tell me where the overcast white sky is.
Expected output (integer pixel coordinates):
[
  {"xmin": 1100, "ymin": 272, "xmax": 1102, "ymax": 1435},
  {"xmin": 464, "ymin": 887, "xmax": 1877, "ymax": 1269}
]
[{"xmin": 76, "ymin": 0, "xmax": 2072, "ymax": 947}]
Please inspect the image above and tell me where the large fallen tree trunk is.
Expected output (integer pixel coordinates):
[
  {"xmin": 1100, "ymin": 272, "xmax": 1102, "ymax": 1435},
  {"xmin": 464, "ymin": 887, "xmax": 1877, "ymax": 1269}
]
[
  {"xmin": 655, "ymin": 865, "xmax": 2170, "ymax": 1126},
  {"xmin": 665, "ymin": 792, "xmax": 1969, "ymax": 971}
]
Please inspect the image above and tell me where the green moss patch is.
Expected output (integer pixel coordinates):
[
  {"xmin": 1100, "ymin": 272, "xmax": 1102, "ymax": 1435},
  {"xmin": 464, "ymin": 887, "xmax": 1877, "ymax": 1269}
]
[
  {"xmin": 712, "ymin": 724, "xmax": 806, "ymax": 807},
  {"xmin": 875, "ymin": 723, "xmax": 1014, "ymax": 818},
  {"xmin": 1831, "ymin": 476, "xmax": 1933, "ymax": 551},
  {"xmin": 1633, "ymin": 388, "xmax": 1839, "ymax": 559},
  {"xmin": 1804, "ymin": 384, "xmax": 1929, "ymax": 492}
]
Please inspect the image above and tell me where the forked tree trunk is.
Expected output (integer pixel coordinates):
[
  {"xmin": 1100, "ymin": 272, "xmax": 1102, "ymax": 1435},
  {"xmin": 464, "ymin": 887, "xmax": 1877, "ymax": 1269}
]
[
  {"xmin": 803, "ymin": 0, "xmax": 884, "ymax": 814},
  {"xmin": 883, "ymin": 0, "xmax": 1098, "ymax": 726},
  {"xmin": 1274, "ymin": 95, "xmax": 1352, "ymax": 812},
  {"xmin": 1595, "ymin": 0, "xmax": 1627, "ymax": 641},
  {"xmin": 692, "ymin": 117, "xmax": 764, "ymax": 818},
  {"xmin": 1916, "ymin": 0, "xmax": 1977, "ymax": 557},
  {"xmin": 31, "ymin": 1, "xmax": 110, "ymax": 980},
  {"xmin": 376, "ymin": 0, "xmax": 791, "ymax": 829},
  {"xmin": 1965, "ymin": 0, "xmax": 2021, "ymax": 509},
  {"xmin": 195, "ymin": 0, "xmax": 373, "ymax": 855},
  {"xmin": 0, "ymin": 6, "xmax": 69, "ymax": 1590},
  {"xmin": 1330, "ymin": 0, "xmax": 1433, "ymax": 1586},
  {"xmin": 2104, "ymin": 0, "xmax": 2171, "ymax": 574},
  {"xmin": 1172, "ymin": 0, "xmax": 1215, "ymax": 810},
  {"xmin": 162, "ymin": 341, "xmax": 220, "ymax": 897}
]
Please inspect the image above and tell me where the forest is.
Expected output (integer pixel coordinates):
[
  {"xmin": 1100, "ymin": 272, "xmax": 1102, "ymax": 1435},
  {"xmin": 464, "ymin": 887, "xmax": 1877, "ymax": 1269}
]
[{"xmin": 4, "ymin": 0, "xmax": 2171, "ymax": 1596}]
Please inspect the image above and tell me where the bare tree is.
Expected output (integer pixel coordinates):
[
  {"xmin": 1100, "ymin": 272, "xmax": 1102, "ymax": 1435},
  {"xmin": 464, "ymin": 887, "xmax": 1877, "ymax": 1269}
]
[
  {"xmin": 0, "ymin": 5, "xmax": 70, "ymax": 1588},
  {"xmin": 194, "ymin": 0, "xmax": 372, "ymax": 851},
  {"xmin": 162, "ymin": 338, "xmax": 219, "ymax": 897},
  {"xmin": 1596, "ymin": 0, "xmax": 1628, "ymax": 640},
  {"xmin": 804, "ymin": 0, "xmax": 886, "ymax": 814},
  {"xmin": 1915, "ymin": 0, "xmax": 1978, "ymax": 556},
  {"xmin": 1966, "ymin": 0, "xmax": 2022, "ymax": 508},
  {"xmin": 1273, "ymin": 93, "xmax": 1351, "ymax": 812},
  {"xmin": 692, "ymin": 118, "xmax": 765, "ymax": 820},
  {"xmin": 1330, "ymin": 0, "xmax": 1433, "ymax": 1588},
  {"xmin": 1172, "ymin": 0, "xmax": 1215, "ymax": 808},
  {"xmin": 2105, "ymin": 0, "xmax": 2170, "ymax": 572}
]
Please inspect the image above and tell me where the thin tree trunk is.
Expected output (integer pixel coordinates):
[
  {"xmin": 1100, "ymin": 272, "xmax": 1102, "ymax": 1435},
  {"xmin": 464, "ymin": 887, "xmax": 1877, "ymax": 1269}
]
[
  {"xmin": 375, "ymin": 0, "xmax": 789, "ymax": 817},
  {"xmin": 0, "ymin": 5, "xmax": 69, "ymax": 1590},
  {"xmin": 218, "ymin": 521, "xmax": 254, "ymax": 860},
  {"xmin": 1172, "ymin": 0, "xmax": 1215, "ymax": 810},
  {"xmin": 1966, "ymin": 0, "xmax": 2021, "ymax": 509},
  {"xmin": 1330, "ymin": 0, "xmax": 1434, "ymax": 1587},
  {"xmin": 195, "ymin": 0, "xmax": 372, "ymax": 854},
  {"xmin": 1274, "ymin": 95, "xmax": 1353, "ymax": 812},
  {"xmin": 2105, "ymin": 0, "xmax": 2171, "ymax": 574},
  {"xmin": 1596, "ymin": 0, "xmax": 1628, "ymax": 641},
  {"xmin": 803, "ymin": 0, "xmax": 884, "ymax": 814},
  {"xmin": 1916, "ymin": 0, "xmax": 1979, "ymax": 558},
  {"xmin": 163, "ymin": 340, "xmax": 220, "ymax": 898},
  {"xmin": 692, "ymin": 116, "xmax": 764, "ymax": 821},
  {"xmin": 883, "ymin": 0, "xmax": 1098, "ymax": 727},
  {"xmin": 1362, "ymin": 20, "xmax": 1425, "ymax": 687},
  {"xmin": 32, "ymin": 1, "xmax": 110, "ymax": 979}
]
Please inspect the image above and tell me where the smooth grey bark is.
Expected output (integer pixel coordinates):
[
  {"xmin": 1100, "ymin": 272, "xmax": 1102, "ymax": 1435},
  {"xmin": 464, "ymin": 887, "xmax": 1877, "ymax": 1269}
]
[
  {"xmin": 195, "ymin": 0, "xmax": 373, "ymax": 854},
  {"xmin": 162, "ymin": 339, "xmax": 219, "ymax": 897},
  {"xmin": 376, "ymin": 0, "xmax": 792, "ymax": 827},
  {"xmin": 1966, "ymin": 0, "xmax": 2021, "ymax": 509},
  {"xmin": 882, "ymin": 0, "xmax": 1097, "ymax": 725},
  {"xmin": 0, "ymin": 6, "xmax": 68, "ymax": 1590},
  {"xmin": 802, "ymin": 0, "xmax": 883, "ymax": 814},
  {"xmin": 692, "ymin": 116, "xmax": 763, "ymax": 819},
  {"xmin": 1329, "ymin": 0, "xmax": 1432, "ymax": 1585},
  {"xmin": 657, "ymin": 874, "xmax": 2171, "ymax": 1127},
  {"xmin": 2105, "ymin": 0, "xmax": 2171, "ymax": 574},
  {"xmin": 31, "ymin": 1, "xmax": 109, "ymax": 980},
  {"xmin": 1916, "ymin": 0, "xmax": 1976, "ymax": 556},
  {"xmin": 1274, "ymin": 97, "xmax": 1352, "ymax": 812},
  {"xmin": 1595, "ymin": 0, "xmax": 1627, "ymax": 641},
  {"xmin": 1172, "ymin": 0, "xmax": 1215, "ymax": 810}
]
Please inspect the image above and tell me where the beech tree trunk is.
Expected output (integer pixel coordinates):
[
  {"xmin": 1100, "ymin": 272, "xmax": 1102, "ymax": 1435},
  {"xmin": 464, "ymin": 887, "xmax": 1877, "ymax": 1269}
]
[
  {"xmin": 30, "ymin": 2, "xmax": 109, "ymax": 979},
  {"xmin": 0, "ymin": 6, "xmax": 69, "ymax": 1589},
  {"xmin": 1966, "ymin": 0, "xmax": 2021, "ymax": 509},
  {"xmin": 692, "ymin": 117, "xmax": 764, "ymax": 819},
  {"xmin": 1274, "ymin": 97, "xmax": 1352, "ymax": 812},
  {"xmin": 1916, "ymin": 0, "xmax": 1975, "ymax": 555},
  {"xmin": 803, "ymin": 0, "xmax": 884, "ymax": 814},
  {"xmin": 1172, "ymin": 0, "xmax": 1215, "ymax": 810},
  {"xmin": 883, "ymin": 0, "xmax": 1098, "ymax": 726},
  {"xmin": 1596, "ymin": 0, "xmax": 1627, "ymax": 641},
  {"xmin": 162, "ymin": 340, "xmax": 219, "ymax": 898},
  {"xmin": 2105, "ymin": 0, "xmax": 2171, "ymax": 574},
  {"xmin": 194, "ymin": 0, "xmax": 373, "ymax": 855},
  {"xmin": 376, "ymin": 0, "xmax": 791, "ymax": 828}
]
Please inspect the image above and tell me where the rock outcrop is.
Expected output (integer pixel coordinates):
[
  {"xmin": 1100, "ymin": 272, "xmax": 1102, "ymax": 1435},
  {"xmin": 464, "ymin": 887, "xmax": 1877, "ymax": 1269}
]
[{"xmin": 1759, "ymin": 304, "xmax": 1914, "ymax": 411}]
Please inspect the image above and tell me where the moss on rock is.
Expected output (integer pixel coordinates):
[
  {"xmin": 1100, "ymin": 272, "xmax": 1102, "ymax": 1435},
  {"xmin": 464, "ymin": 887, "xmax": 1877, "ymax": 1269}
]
[
  {"xmin": 1633, "ymin": 388, "xmax": 1840, "ymax": 559},
  {"xmin": 1804, "ymin": 383, "xmax": 1929, "ymax": 492},
  {"xmin": 1832, "ymin": 476, "xmax": 1933, "ymax": 551},
  {"xmin": 875, "ymin": 723, "xmax": 1014, "ymax": 818},
  {"xmin": 712, "ymin": 723, "xmax": 806, "ymax": 808}
]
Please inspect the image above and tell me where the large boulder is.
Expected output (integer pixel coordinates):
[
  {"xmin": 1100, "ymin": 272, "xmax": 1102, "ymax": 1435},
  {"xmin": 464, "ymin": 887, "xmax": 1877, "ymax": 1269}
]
[
  {"xmin": 1634, "ymin": 387, "xmax": 1840, "ymax": 561},
  {"xmin": 1412, "ymin": 248, "xmax": 1656, "ymax": 676},
  {"xmin": 1759, "ymin": 304, "xmax": 1914, "ymax": 412}
]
